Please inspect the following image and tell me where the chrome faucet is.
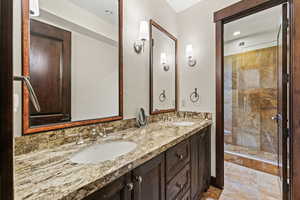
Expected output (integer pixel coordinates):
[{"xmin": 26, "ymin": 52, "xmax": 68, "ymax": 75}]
[{"xmin": 90, "ymin": 126, "xmax": 100, "ymax": 142}]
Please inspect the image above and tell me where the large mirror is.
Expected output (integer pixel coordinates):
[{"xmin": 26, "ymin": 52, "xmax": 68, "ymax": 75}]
[
  {"xmin": 150, "ymin": 20, "xmax": 177, "ymax": 115},
  {"xmin": 22, "ymin": 0, "xmax": 123, "ymax": 134}
]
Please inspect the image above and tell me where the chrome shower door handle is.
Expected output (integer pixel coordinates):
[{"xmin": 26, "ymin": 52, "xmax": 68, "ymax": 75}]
[
  {"xmin": 14, "ymin": 76, "xmax": 41, "ymax": 112},
  {"xmin": 272, "ymin": 114, "xmax": 282, "ymax": 122}
]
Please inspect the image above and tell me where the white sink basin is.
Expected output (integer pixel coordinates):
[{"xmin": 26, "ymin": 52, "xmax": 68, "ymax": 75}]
[
  {"xmin": 172, "ymin": 122, "xmax": 195, "ymax": 127},
  {"xmin": 70, "ymin": 141, "xmax": 137, "ymax": 164}
]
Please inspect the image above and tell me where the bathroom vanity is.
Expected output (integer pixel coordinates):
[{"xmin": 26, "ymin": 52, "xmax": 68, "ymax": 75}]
[
  {"xmin": 83, "ymin": 125, "xmax": 210, "ymax": 200},
  {"xmin": 15, "ymin": 118, "xmax": 211, "ymax": 200}
]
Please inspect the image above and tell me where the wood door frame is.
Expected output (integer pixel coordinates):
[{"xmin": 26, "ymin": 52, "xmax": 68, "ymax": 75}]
[
  {"xmin": 0, "ymin": 0, "xmax": 14, "ymax": 199},
  {"xmin": 21, "ymin": 0, "xmax": 124, "ymax": 135},
  {"xmin": 213, "ymin": 0, "xmax": 295, "ymax": 194},
  {"xmin": 149, "ymin": 19, "xmax": 178, "ymax": 115}
]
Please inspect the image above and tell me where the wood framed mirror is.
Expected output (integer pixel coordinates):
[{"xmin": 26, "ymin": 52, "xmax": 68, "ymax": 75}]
[
  {"xmin": 21, "ymin": 0, "xmax": 123, "ymax": 135},
  {"xmin": 149, "ymin": 20, "xmax": 178, "ymax": 115}
]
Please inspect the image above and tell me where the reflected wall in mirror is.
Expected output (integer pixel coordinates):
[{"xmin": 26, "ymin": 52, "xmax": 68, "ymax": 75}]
[
  {"xmin": 150, "ymin": 20, "xmax": 177, "ymax": 115},
  {"xmin": 22, "ymin": 0, "xmax": 123, "ymax": 134}
]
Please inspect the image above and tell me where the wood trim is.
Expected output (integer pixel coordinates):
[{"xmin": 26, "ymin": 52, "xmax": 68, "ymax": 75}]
[
  {"xmin": 290, "ymin": 0, "xmax": 300, "ymax": 199},
  {"xmin": 21, "ymin": 0, "xmax": 124, "ymax": 135},
  {"xmin": 214, "ymin": 0, "xmax": 287, "ymax": 22},
  {"xmin": 0, "ymin": 0, "xmax": 14, "ymax": 199},
  {"xmin": 215, "ymin": 21, "xmax": 224, "ymax": 189},
  {"xmin": 149, "ymin": 19, "xmax": 178, "ymax": 115},
  {"xmin": 24, "ymin": 116, "xmax": 123, "ymax": 134}
]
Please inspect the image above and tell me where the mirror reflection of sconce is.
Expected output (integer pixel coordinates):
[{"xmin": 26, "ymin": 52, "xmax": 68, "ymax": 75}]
[
  {"xmin": 190, "ymin": 88, "xmax": 200, "ymax": 103},
  {"xmin": 30, "ymin": 0, "xmax": 40, "ymax": 17},
  {"xmin": 134, "ymin": 21, "xmax": 149, "ymax": 54},
  {"xmin": 186, "ymin": 45, "xmax": 197, "ymax": 67},
  {"xmin": 161, "ymin": 53, "xmax": 169, "ymax": 72},
  {"xmin": 159, "ymin": 90, "xmax": 167, "ymax": 102}
]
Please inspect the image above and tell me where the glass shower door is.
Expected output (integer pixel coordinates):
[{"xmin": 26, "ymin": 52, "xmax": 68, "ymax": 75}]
[{"xmin": 276, "ymin": 3, "xmax": 289, "ymax": 200}]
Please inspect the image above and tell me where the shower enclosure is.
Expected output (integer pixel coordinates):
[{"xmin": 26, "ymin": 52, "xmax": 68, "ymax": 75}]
[{"xmin": 223, "ymin": 6, "xmax": 283, "ymax": 170}]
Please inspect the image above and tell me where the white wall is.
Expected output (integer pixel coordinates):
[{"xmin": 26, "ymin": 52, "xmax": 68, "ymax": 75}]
[
  {"xmin": 177, "ymin": 0, "xmax": 240, "ymax": 177},
  {"xmin": 71, "ymin": 33, "xmax": 119, "ymax": 121}
]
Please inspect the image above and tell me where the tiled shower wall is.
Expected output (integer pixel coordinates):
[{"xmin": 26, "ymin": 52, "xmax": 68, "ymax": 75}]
[{"xmin": 224, "ymin": 46, "xmax": 278, "ymax": 154}]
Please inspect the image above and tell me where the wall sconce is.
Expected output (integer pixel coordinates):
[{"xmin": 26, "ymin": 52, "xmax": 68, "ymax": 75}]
[
  {"xmin": 161, "ymin": 53, "xmax": 169, "ymax": 72},
  {"xmin": 186, "ymin": 45, "xmax": 197, "ymax": 67},
  {"xmin": 29, "ymin": 0, "xmax": 40, "ymax": 17},
  {"xmin": 134, "ymin": 21, "xmax": 149, "ymax": 54}
]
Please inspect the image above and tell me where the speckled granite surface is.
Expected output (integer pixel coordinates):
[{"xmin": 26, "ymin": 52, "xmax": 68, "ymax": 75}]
[
  {"xmin": 15, "ymin": 119, "xmax": 212, "ymax": 200},
  {"xmin": 15, "ymin": 112, "xmax": 211, "ymax": 156}
]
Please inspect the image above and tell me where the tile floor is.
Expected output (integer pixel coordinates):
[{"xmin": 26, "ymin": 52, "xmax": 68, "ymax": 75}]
[{"xmin": 202, "ymin": 162, "xmax": 281, "ymax": 200}]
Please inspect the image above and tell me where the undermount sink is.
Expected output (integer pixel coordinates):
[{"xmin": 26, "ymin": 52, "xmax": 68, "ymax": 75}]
[
  {"xmin": 70, "ymin": 141, "xmax": 137, "ymax": 164},
  {"xmin": 172, "ymin": 122, "xmax": 195, "ymax": 127}
]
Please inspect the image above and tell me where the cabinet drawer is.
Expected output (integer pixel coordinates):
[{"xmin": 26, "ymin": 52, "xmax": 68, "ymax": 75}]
[
  {"xmin": 166, "ymin": 140, "xmax": 190, "ymax": 181},
  {"xmin": 166, "ymin": 164, "xmax": 190, "ymax": 200},
  {"xmin": 181, "ymin": 190, "xmax": 191, "ymax": 200}
]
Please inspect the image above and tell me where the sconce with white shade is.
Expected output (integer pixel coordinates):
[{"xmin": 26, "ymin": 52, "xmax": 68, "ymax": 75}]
[
  {"xmin": 29, "ymin": 0, "xmax": 40, "ymax": 17},
  {"xmin": 186, "ymin": 45, "xmax": 197, "ymax": 67},
  {"xmin": 161, "ymin": 53, "xmax": 169, "ymax": 72},
  {"xmin": 134, "ymin": 21, "xmax": 149, "ymax": 54}
]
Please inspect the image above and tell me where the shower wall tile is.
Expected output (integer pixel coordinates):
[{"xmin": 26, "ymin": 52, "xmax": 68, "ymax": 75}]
[
  {"xmin": 261, "ymin": 109, "xmax": 278, "ymax": 153},
  {"xmin": 239, "ymin": 69, "xmax": 260, "ymax": 90},
  {"xmin": 224, "ymin": 46, "xmax": 278, "ymax": 153},
  {"xmin": 260, "ymin": 89, "xmax": 277, "ymax": 110}
]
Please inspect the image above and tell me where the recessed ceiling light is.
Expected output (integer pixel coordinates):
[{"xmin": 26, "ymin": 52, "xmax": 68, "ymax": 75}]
[
  {"xmin": 233, "ymin": 31, "xmax": 241, "ymax": 36},
  {"xmin": 105, "ymin": 10, "xmax": 113, "ymax": 15}
]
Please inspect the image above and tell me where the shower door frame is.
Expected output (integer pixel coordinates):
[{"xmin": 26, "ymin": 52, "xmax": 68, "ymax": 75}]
[
  {"xmin": 0, "ymin": 0, "xmax": 14, "ymax": 199},
  {"xmin": 214, "ymin": 0, "xmax": 299, "ymax": 199}
]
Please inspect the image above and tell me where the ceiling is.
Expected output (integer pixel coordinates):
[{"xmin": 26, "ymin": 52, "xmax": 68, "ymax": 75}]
[
  {"xmin": 69, "ymin": 0, "xmax": 118, "ymax": 25},
  {"xmin": 224, "ymin": 5, "xmax": 282, "ymax": 42},
  {"xmin": 166, "ymin": 0, "xmax": 203, "ymax": 13}
]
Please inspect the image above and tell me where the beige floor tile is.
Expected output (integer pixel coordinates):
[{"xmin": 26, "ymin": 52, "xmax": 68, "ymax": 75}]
[{"xmin": 202, "ymin": 162, "xmax": 281, "ymax": 200}]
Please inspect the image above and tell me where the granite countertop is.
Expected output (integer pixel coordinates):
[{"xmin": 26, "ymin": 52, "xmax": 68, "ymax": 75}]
[{"xmin": 15, "ymin": 119, "xmax": 212, "ymax": 200}]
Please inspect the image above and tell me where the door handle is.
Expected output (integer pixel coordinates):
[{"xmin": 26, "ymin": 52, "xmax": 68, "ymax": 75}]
[
  {"xmin": 272, "ymin": 114, "xmax": 282, "ymax": 121},
  {"xmin": 133, "ymin": 175, "xmax": 142, "ymax": 200},
  {"xmin": 14, "ymin": 76, "xmax": 41, "ymax": 112}
]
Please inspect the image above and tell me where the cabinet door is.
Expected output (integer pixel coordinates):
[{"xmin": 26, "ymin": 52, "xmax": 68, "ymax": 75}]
[
  {"xmin": 190, "ymin": 127, "xmax": 211, "ymax": 200},
  {"xmin": 83, "ymin": 174, "xmax": 132, "ymax": 200},
  {"xmin": 133, "ymin": 154, "xmax": 165, "ymax": 200}
]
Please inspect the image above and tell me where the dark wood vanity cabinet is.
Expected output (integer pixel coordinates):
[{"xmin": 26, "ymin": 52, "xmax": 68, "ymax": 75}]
[
  {"xmin": 191, "ymin": 127, "xmax": 211, "ymax": 200},
  {"xmin": 84, "ymin": 126, "xmax": 211, "ymax": 200},
  {"xmin": 83, "ymin": 174, "xmax": 132, "ymax": 200},
  {"xmin": 132, "ymin": 154, "xmax": 165, "ymax": 200}
]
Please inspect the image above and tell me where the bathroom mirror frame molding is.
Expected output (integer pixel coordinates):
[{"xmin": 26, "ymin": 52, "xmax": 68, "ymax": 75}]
[
  {"xmin": 149, "ymin": 19, "xmax": 178, "ymax": 115},
  {"xmin": 21, "ymin": 0, "xmax": 124, "ymax": 135}
]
